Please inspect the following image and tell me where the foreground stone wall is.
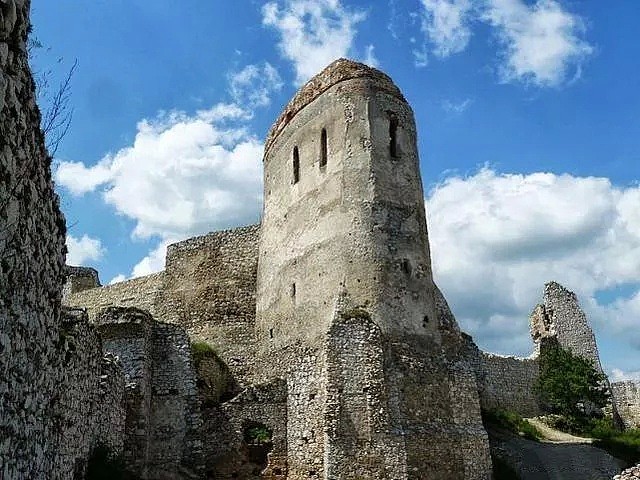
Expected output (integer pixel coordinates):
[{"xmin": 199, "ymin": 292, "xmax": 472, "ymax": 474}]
[
  {"xmin": 0, "ymin": 1, "xmax": 124, "ymax": 477},
  {"xmin": 612, "ymin": 381, "xmax": 640, "ymax": 429},
  {"xmin": 97, "ymin": 307, "xmax": 204, "ymax": 479},
  {"xmin": 56, "ymin": 309, "xmax": 126, "ymax": 476}
]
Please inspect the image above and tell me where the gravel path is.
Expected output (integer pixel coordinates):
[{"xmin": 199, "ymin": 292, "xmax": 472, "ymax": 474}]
[{"xmin": 489, "ymin": 427, "xmax": 626, "ymax": 480}]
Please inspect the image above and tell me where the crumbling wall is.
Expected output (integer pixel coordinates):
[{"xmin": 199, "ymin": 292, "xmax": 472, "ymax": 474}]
[
  {"xmin": 97, "ymin": 307, "xmax": 204, "ymax": 479},
  {"xmin": 205, "ymin": 379, "xmax": 288, "ymax": 479},
  {"xmin": 160, "ymin": 224, "xmax": 260, "ymax": 386},
  {"xmin": 0, "ymin": 0, "xmax": 114, "ymax": 477},
  {"xmin": 56, "ymin": 309, "xmax": 126, "ymax": 476},
  {"xmin": 612, "ymin": 381, "xmax": 640, "ymax": 429},
  {"xmin": 530, "ymin": 281, "xmax": 603, "ymax": 372},
  {"xmin": 62, "ymin": 265, "xmax": 101, "ymax": 301}
]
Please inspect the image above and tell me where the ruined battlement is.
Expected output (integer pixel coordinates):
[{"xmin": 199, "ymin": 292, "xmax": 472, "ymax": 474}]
[{"xmin": 264, "ymin": 58, "xmax": 406, "ymax": 157}]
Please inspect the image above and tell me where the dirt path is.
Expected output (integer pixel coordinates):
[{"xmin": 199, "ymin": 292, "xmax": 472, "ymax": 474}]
[
  {"xmin": 526, "ymin": 418, "xmax": 594, "ymax": 444},
  {"xmin": 489, "ymin": 426, "xmax": 626, "ymax": 480}
]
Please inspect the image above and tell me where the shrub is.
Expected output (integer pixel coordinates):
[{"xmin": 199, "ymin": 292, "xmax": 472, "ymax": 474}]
[
  {"xmin": 535, "ymin": 343, "xmax": 609, "ymax": 421},
  {"xmin": 244, "ymin": 423, "xmax": 273, "ymax": 445},
  {"xmin": 481, "ymin": 408, "xmax": 541, "ymax": 441}
]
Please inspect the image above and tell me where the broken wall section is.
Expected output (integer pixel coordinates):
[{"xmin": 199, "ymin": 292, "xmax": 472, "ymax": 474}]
[
  {"xmin": 612, "ymin": 381, "xmax": 640, "ymax": 429},
  {"xmin": 97, "ymin": 307, "xmax": 204, "ymax": 479}
]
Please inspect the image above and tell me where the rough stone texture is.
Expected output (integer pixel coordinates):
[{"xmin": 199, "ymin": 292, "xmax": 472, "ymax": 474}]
[
  {"xmin": 530, "ymin": 281, "xmax": 603, "ymax": 372},
  {"xmin": 612, "ymin": 381, "xmax": 640, "ymax": 429},
  {"xmin": 56, "ymin": 308, "xmax": 127, "ymax": 477},
  {"xmin": 0, "ymin": 1, "xmax": 126, "ymax": 478},
  {"xmin": 96, "ymin": 307, "xmax": 204, "ymax": 479},
  {"xmin": 62, "ymin": 265, "xmax": 101, "ymax": 301}
]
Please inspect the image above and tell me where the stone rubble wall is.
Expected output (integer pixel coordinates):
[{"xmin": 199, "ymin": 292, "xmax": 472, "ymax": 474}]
[
  {"xmin": 56, "ymin": 309, "xmax": 126, "ymax": 477},
  {"xmin": 611, "ymin": 381, "xmax": 640, "ymax": 429},
  {"xmin": 96, "ymin": 307, "xmax": 204, "ymax": 479},
  {"xmin": 530, "ymin": 281, "xmax": 604, "ymax": 372},
  {"xmin": 0, "ymin": 1, "xmax": 124, "ymax": 478},
  {"xmin": 62, "ymin": 265, "xmax": 101, "ymax": 301}
]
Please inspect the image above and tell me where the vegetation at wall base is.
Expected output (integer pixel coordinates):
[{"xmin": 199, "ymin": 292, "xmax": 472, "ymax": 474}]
[
  {"xmin": 535, "ymin": 343, "xmax": 609, "ymax": 419},
  {"xmin": 481, "ymin": 408, "xmax": 541, "ymax": 441},
  {"xmin": 85, "ymin": 444, "xmax": 137, "ymax": 480}
]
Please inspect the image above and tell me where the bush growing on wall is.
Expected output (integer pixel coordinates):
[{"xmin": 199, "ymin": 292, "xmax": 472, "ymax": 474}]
[{"xmin": 535, "ymin": 343, "xmax": 609, "ymax": 421}]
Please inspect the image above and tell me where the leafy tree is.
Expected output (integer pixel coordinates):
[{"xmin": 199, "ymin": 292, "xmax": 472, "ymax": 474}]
[{"xmin": 535, "ymin": 343, "xmax": 609, "ymax": 420}]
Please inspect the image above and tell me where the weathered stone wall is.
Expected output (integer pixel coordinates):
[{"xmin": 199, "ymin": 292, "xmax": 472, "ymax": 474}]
[
  {"xmin": 56, "ymin": 309, "xmax": 126, "ymax": 477},
  {"xmin": 257, "ymin": 58, "xmax": 439, "ymax": 354},
  {"xmin": 477, "ymin": 352, "xmax": 540, "ymax": 417},
  {"xmin": 612, "ymin": 381, "xmax": 640, "ymax": 429},
  {"xmin": 96, "ymin": 307, "xmax": 204, "ymax": 479},
  {"xmin": 530, "ymin": 281, "xmax": 603, "ymax": 372},
  {"xmin": 62, "ymin": 265, "xmax": 101, "ymax": 301},
  {"xmin": 0, "ymin": 1, "xmax": 126, "ymax": 477}
]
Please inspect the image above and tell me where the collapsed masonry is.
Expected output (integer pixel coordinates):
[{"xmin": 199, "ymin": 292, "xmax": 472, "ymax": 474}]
[{"xmin": 2, "ymin": 1, "xmax": 638, "ymax": 477}]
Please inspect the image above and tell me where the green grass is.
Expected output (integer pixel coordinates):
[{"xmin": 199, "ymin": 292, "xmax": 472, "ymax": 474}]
[
  {"xmin": 482, "ymin": 408, "xmax": 542, "ymax": 441},
  {"xmin": 244, "ymin": 424, "xmax": 273, "ymax": 445},
  {"xmin": 542, "ymin": 415, "xmax": 640, "ymax": 466},
  {"xmin": 191, "ymin": 341, "xmax": 219, "ymax": 368}
]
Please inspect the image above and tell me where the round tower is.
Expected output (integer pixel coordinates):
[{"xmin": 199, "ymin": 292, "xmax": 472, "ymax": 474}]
[{"xmin": 256, "ymin": 58, "xmax": 439, "ymax": 348}]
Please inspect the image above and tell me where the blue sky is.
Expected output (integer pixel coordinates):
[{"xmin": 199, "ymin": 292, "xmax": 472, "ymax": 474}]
[{"xmin": 31, "ymin": 0, "xmax": 640, "ymax": 379}]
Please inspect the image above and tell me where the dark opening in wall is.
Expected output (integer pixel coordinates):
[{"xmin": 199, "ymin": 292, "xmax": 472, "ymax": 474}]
[
  {"xmin": 402, "ymin": 258, "xmax": 412, "ymax": 275},
  {"xmin": 423, "ymin": 315, "xmax": 429, "ymax": 328},
  {"xmin": 293, "ymin": 146, "xmax": 300, "ymax": 184},
  {"xmin": 389, "ymin": 113, "xmax": 399, "ymax": 158},
  {"xmin": 290, "ymin": 283, "xmax": 296, "ymax": 298},
  {"xmin": 320, "ymin": 128, "xmax": 327, "ymax": 168},
  {"xmin": 269, "ymin": 328, "xmax": 274, "ymax": 339},
  {"xmin": 243, "ymin": 421, "xmax": 273, "ymax": 470}
]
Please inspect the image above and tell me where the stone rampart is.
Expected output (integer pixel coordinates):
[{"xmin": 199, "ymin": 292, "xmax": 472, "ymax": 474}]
[
  {"xmin": 612, "ymin": 381, "xmax": 640, "ymax": 429},
  {"xmin": 62, "ymin": 265, "xmax": 101, "ymax": 301}
]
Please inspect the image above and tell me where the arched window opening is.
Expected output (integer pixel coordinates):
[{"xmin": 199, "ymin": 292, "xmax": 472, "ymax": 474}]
[
  {"xmin": 389, "ymin": 114, "xmax": 399, "ymax": 158},
  {"xmin": 293, "ymin": 146, "xmax": 300, "ymax": 184},
  {"xmin": 320, "ymin": 128, "xmax": 328, "ymax": 168}
]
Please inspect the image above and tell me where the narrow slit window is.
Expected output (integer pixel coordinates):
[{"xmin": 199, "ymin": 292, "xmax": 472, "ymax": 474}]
[
  {"xmin": 389, "ymin": 114, "xmax": 399, "ymax": 158},
  {"xmin": 293, "ymin": 146, "xmax": 300, "ymax": 184},
  {"xmin": 320, "ymin": 128, "xmax": 327, "ymax": 168}
]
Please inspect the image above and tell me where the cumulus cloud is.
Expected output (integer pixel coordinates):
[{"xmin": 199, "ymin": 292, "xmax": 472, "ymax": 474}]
[
  {"xmin": 262, "ymin": 0, "xmax": 368, "ymax": 85},
  {"xmin": 55, "ymin": 105, "xmax": 263, "ymax": 242},
  {"xmin": 228, "ymin": 62, "xmax": 283, "ymax": 108},
  {"xmin": 418, "ymin": 0, "xmax": 473, "ymax": 60},
  {"xmin": 483, "ymin": 0, "xmax": 593, "ymax": 86},
  {"xmin": 109, "ymin": 274, "xmax": 126, "ymax": 285},
  {"xmin": 426, "ymin": 168, "xmax": 640, "ymax": 355},
  {"xmin": 66, "ymin": 234, "xmax": 105, "ymax": 265}
]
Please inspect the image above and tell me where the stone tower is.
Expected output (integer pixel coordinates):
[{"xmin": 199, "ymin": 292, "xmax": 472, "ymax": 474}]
[
  {"xmin": 256, "ymin": 59, "xmax": 439, "ymax": 348},
  {"xmin": 255, "ymin": 59, "xmax": 491, "ymax": 479}
]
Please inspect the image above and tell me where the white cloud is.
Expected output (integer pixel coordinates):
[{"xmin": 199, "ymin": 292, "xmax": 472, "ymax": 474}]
[
  {"xmin": 427, "ymin": 168, "xmax": 640, "ymax": 355},
  {"xmin": 66, "ymin": 234, "xmax": 105, "ymax": 265},
  {"xmin": 483, "ymin": 0, "xmax": 593, "ymax": 86},
  {"xmin": 262, "ymin": 0, "xmax": 367, "ymax": 85},
  {"xmin": 610, "ymin": 368, "xmax": 640, "ymax": 383},
  {"xmin": 131, "ymin": 239, "xmax": 174, "ymax": 278},
  {"xmin": 229, "ymin": 62, "xmax": 283, "ymax": 108},
  {"xmin": 55, "ymin": 104, "xmax": 263, "ymax": 241},
  {"xmin": 109, "ymin": 274, "xmax": 126, "ymax": 285},
  {"xmin": 363, "ymin": 44, "xmax": 379, "ymax": 68},
  {"xmin": 418, "ymin": 0, "xmax": 473, "ymax": 59}
]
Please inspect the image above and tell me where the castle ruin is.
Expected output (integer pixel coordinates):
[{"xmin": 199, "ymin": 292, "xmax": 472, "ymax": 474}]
[{"xmin": 2, "ymin": 2, "xmax": 640, "ymax": 478}]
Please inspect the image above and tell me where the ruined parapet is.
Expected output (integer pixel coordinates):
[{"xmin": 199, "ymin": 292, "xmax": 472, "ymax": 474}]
[
  {"xmin": 530, "ymin": 281, "xmax": 604, "ymax": 372},
  {"xmin": 611, "ymin": 381, "xmax": 640, "ymax": 429},
  {"xmin": 96, "ymin": 307, "xmax": 204, "ymax": 479},
  {"xmin": 62, "ymin": 265, "xmax": 101, "ymax": 301}
]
